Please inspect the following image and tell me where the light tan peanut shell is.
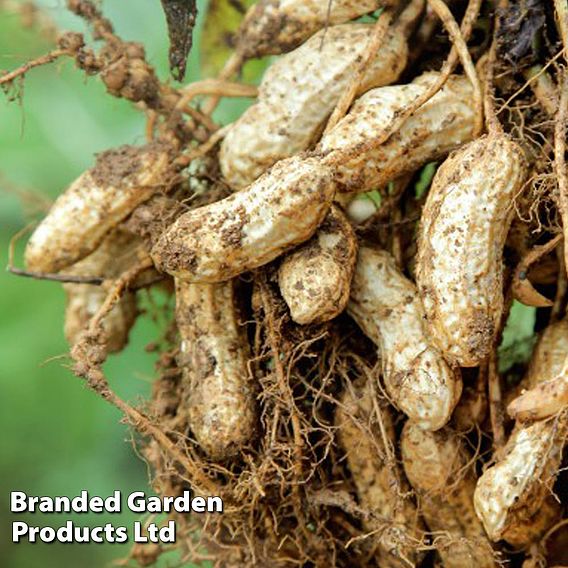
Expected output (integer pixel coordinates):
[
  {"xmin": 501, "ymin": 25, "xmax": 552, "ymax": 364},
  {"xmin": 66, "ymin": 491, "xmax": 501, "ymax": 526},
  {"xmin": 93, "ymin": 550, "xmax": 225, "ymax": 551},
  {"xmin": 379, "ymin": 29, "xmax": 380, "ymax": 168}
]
[
  {"xmin": 319, "ymin": 72, "xmax": 475, "ymax": 194},
  {"xmin": 25, "ymin": 144, "xmax": 173, "ymax": 274},
  {"xmin": 335, "ymin": 379, "xmax": 425, "ymax": 568},
  {"xmin": 63, "ymin": 231, "xmax": 142, "ymax": 352},
  {"xmin": 507, "ymin": 372, "xmax": 568, "ymax": 422},
  {"xmin": 151, "ymin": 156, "xmax": 335, "ymax": 282},
  {"xmin": 236, "ymin": 0, "xmax": 396, "ymax": 59},
  {"xmin": 508, "ymin": 319, "xmax": 568, "ymax": 421},
  {"xmin": 220, "ymin": 23, "xmax": 408, "ymax": 189},
  {"xmin": 64, "ymin": 286, "xmax": 137, "ymax": 353},
  {"xmin": 278, "ymin": 205, "xmax": 357, "ymax": 324},
  {"xmin": 175, "ymin": 279, "xmax": 257, "ymax": 459},
  {"xmin": 416, "ymin": 133, "xmax": 527, "ymax": 367},
  {"xmin": 473, "ymin": 417, "xmax": 566, "ymax": 547},
  {"xmin": 401, "ymin": 423, "xmax": 497, "ymax": 568},
  {"xmin": 525, "ymin": 318, "xmax": 568, "ymax": 387},
  {"xmin": 347, "ymin": 246, "xmax": 461, "ymax": 430},
  {"xmin": 474, "ymin": 319, "xmax": 568, "ymax": 546}
]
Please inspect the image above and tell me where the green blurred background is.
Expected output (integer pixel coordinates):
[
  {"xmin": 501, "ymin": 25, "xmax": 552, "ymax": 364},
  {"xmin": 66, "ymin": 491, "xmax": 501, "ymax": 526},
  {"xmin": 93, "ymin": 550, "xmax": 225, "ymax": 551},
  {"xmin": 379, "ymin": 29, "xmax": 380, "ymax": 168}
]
[{"xmin": 0, "ymin": 1, "xmax": 255, "ymax": 566}]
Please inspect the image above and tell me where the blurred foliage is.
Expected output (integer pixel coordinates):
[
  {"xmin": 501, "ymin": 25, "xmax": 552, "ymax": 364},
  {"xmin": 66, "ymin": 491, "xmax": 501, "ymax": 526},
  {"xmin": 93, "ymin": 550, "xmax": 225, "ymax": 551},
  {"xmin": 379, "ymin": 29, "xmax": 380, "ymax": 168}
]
[
  {"xmin": 199, "ymin": 0, "xmax": 269, "ymax": 80},
  {"xmin": 0, "ymin": 0, "xmax": 254, "ymax": 566},
  {"xmin": 498, "ymin": 301, "xmax": 537, "ymax": 373},
  {"xmin": 200, "ymin": 0, "xmax": 270, "ymax": 125},
  {"xmin": 414, "ymin": 162, "xmax": 438, "ymax": 198}
]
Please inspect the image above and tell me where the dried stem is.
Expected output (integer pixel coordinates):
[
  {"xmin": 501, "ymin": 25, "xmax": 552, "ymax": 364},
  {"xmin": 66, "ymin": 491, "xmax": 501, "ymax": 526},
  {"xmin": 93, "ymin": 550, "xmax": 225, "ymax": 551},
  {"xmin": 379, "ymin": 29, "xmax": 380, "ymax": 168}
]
[
  {"xmin": 322, "ymin": 0, "xmax": 482, "ymax": 166},
  {"xmin": 512, "ymin": 234, "xmax": 563, "ymax": 308},
  {"xmin": 7, "ymin": 266, "xmax": 104, "ymax": 285},
  {"xmin": 551, "ymin": 245, "xmax": 568, "ymax": 322},
  {"xmin": 523, "ymin": 65, "xmax": 559, "ymax": 117},
  {"xmin": 72, "ymin": 364, "xmax": 219, "ymax": 495},
  {"xmin": 426, "ymin": 0, "xmax": 483, "ymax": 135},
  {"xmin": 488, "ymin": 351, "xmax": 505, "ymax": 453},
  {"xmin": 87, "ymin": 256, "xmax": 154, "ymax": 335},
  {"xmin": 0, "ymin": 48, "xmax": 71, "ymax": 86},
  {"xmin": 554, "ymin": 71, "xmax": 568, "ymax": 278},
  {"xmin": 7, "ymin": 223, "xmax": 104, "ymax": 284},
  {"xmin": 323, "ymin": 9, "xmax": 393, "ymax": 134},
  {"xmin": 202, "ymin": 51, "xmax": 245, "ymax": 116},
  {"xmin": 173, "ymin": 124, "xmax": 232, "ymax": 168},
  {"xmin": 179, "ymin": 78, "xmax": 258, "ymax": 108},
  {"xmin": 554, "ymin": 0, "xmax": 568, "ymax": 56}
]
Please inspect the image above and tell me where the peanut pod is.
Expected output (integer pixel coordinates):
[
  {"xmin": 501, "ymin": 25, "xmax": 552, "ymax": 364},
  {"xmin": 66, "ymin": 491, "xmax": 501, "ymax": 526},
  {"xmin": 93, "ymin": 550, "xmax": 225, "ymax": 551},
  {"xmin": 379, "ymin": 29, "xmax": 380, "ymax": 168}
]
[
  {"xmin": 175, "ymin": 279, "xmax": 257, "ymax": 459},
  {"xmin": 401, "ymin": 423, "xmax": 497, "ymax": 568},
  {"xmin": 236, "ymin": 0, "xmax": 398, "ymax": 59},
  {"xmin": 508, "ymin": 371, "xmax": 568, "ymax": 422},
  {"xmin": 347, "ymin": 246, "xmax": 462, "ymax": 430},
  {"xmin": 474, "ymin": 419, "xmax": 565, "ymax": 548},
  {"xmin": 63, "ymin": 231, "xmax": 143, "ymax": 352},
  {"xmin": 416, "ymin": 133, "xmax": 527, "ymax": 367},
  {"xmin": 151, "ymin": 156, "xmax": 335, "ymax": 282},
  {"xmin": 335, "ymin": 379, "xmax": 425, "ymax": 568},
  {"xmin": 278, "ymin": 205, "xmax": 357, "ymax": 325},
  {"xmin": 220, "ymin": 23, "xmax": 408, "ymax": 189},
  {"xmin": 25, "ymin": 144, "xmax": 173, "ymax": 274},
  {"xmin": 474, "ymin": 319, "xmax": 568, "ymax": 546},
  {"xmin": 319, "ymin": 72, "xmax": 475, "ymax": 194}
]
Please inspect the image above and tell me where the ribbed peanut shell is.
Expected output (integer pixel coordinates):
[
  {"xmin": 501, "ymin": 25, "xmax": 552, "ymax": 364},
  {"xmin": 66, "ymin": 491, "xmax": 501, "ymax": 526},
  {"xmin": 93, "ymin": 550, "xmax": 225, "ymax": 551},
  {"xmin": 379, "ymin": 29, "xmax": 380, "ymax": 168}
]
[
  {"xmin": 474, "ymin": 418, "xmax": 565, "ymax": 547},
  {"xmin": 508, "ymin": 372, "xmax": 568, "ymax": 422},
  {"xmin": 25, "ymin": 144, "xmax": 172, "ymax": 273},
  {"xmin": 64, "ymin": 286, "xmax": 137, "ymax": 353},
  {"xmin": 526, "ymin": 319, "xmax": 568, "ymax": 387},
  {"xmin": 220, "ymin": 23, "xmax": 408, "ymax": 189},
  {"xmin": 335, "ymin": 380, "xmax": 425, "ymax": 568},
  {"xmin": 347, "ymin": 246, "xmax": 462, "ymax": 430},
  {"xmin": 474, "ymin": 319, "xmax": 568, "ymax": 546},
  {"xmin": 401, "ymin": 423, "xmax": 497, "ymax": 568},
  {"xmin": 319, "ymin": 72, "xmax": 475, "ymax": 193},
  {"xmin": 416, "ymin": 133, "xmax": 527, "ymax": 367},
  {"xmin": 278, "ymin": 206, "xmax": 357, "ymax": 324},
  {"xmin": 63, "ymin": 231, "xmax": 142, "ymax": 352},
  {"xmin": 151, "ymin": 156, "xmax": 335, "ymax": 282},
  {"xmin": 175, "ymin": 279, "xmax": 257, "ymax": 459},
  {"xmin": 237, "ymin": 0, "xmax": 397, "ymax": 59}
]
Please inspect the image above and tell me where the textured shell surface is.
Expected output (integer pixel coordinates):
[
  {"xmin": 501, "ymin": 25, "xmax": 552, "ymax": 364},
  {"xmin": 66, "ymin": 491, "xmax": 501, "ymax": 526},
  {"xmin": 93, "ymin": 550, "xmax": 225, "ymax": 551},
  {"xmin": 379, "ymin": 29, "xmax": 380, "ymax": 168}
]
[
  {"xmin": 238, "ymin": 0, "xmax": 389, "ymax": 58},
  {"xmin": 417, "ymin": 133, "xmax": 527, "ymax": 367},
  {"xmin": 25, "ymin": 144, "xmax": 171, "ymax": 273},
  {"xmin": 401, "ymin": 423, "xmax": 497, "ymax": 568},
  {"xmin": 278, "ymin": 205, "xmax": 357, "ymax": 324},
  {"xmin": 508, "ymin": 372, "xmax": 568, "ymax": 421},
  {"xmin": 526, "ymin": 318, "xmax": 568, "ymax": 387},
  {"xmin": 507, "ymin": 318, "xmax": 568, "ymax": 421},
  {"xmin": 473, "ymin": 418, "xmax": 566, "ymax": 545},
  {"xmin": 175, "ymin": 279, "xmax": 257, "ymax": 459},
  {"xmin": 335, "ymin": 379, "xmax": 425, "ymax": 568},
  {"xmin": 151, "ymin": 156, "xmax": 335, "ymax": 282},
  {"xmin": 347, "ymin": 246, "xmax": 461, "ymax": 430},
  {"xmin": 62, "ymin": 231, "xmax": 142, "ymax": 352},
  {"xmin": 474, "ymin": 319, "xmax": 568, "ymax": 546},
  {"xmin": 64, "ymin": 285, "xmax": 137, "ymax": 353},
  {"xmin": 319, "ymin": 72, "xmax": 475, "ymax": 194},
  {"xmin": 221, "ymin": 23, "xmax": 407, "ymax": 189}
]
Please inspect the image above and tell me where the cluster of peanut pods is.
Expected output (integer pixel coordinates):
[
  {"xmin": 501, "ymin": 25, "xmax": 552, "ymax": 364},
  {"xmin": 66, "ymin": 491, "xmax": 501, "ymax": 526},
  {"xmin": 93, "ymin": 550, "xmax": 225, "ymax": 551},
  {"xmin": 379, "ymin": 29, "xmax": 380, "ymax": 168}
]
[{"xmin": 23, "ymin": 0, "xmax": 567, "ymax": 565}]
